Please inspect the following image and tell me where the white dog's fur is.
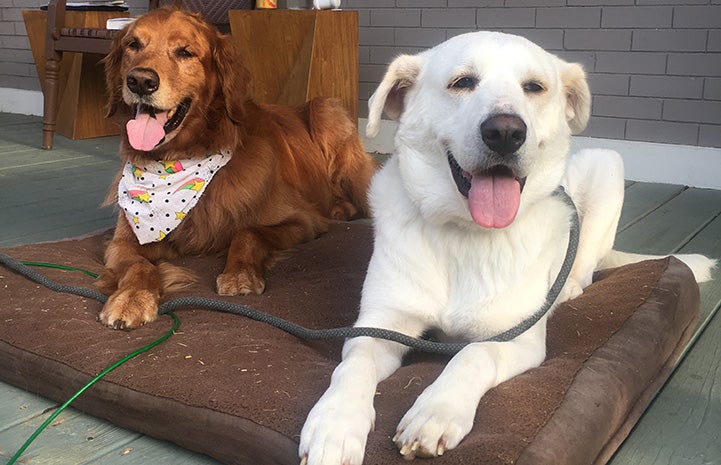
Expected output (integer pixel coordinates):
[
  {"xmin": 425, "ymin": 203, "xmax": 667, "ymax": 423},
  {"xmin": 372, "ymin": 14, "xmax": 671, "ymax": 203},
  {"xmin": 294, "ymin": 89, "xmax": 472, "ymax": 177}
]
[{"xmin": 299, "ymin": 31, "xmax": 716, "ymax": 465}]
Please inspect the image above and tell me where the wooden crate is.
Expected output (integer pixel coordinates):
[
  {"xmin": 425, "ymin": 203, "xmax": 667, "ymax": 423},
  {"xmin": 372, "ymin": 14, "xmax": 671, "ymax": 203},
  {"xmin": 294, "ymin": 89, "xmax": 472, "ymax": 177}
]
[{"xmin": 228, "ymin": 9, "xmax": 359, "ymax": 123}]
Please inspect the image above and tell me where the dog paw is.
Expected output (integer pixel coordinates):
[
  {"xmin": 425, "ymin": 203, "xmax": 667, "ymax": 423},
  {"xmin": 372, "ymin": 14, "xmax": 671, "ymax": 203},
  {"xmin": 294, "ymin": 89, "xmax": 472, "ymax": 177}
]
[
  {"xmin": 216, "ymin": 269, "xmax": 266, "ymax": 295},
  {"xmin": 558, "ymin": 277, "xmax": 584, "ymax": 303},
  {"xmin": 99, "ymin": 288, "xmax": 159, "ymax": 330},
  {"xmin": 393, "ymin": 394, "xmax": 474, "ymax": 460},
  {"xmin": 298, "ymin": 391, "xmax": 374, "ymax": 465}
]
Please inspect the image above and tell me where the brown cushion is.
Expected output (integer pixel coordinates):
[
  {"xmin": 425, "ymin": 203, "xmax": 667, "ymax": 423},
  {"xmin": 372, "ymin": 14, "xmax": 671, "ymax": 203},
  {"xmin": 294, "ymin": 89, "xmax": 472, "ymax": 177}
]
[{"xmin": 0, "ymin": 222, "xmax": 700, "ymax": 465}]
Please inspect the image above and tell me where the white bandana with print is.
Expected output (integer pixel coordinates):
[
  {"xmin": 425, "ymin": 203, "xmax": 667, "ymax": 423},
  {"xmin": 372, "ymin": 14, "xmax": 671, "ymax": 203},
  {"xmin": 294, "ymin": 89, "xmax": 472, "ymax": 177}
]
[{"xmin": 117, "ymin": 150, "xmax": 231, "ymax": 244}]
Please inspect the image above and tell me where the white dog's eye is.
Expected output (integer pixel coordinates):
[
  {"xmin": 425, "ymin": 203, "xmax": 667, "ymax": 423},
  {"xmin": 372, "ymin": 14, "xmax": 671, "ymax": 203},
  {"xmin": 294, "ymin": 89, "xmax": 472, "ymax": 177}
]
[
  {"xmin": 449, "ymin": 76, "xmax": 478, "ymax": 91},
  {"xmin": 522, "ymin": 81, "xmax": 545, "ymax": 94}
]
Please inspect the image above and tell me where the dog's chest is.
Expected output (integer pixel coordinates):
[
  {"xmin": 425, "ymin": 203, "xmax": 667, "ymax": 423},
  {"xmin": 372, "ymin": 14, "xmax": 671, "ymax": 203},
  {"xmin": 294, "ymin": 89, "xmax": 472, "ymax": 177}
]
[{"xmin": 431, "ymin": 220, "xmax": 568, "ymax": 341}]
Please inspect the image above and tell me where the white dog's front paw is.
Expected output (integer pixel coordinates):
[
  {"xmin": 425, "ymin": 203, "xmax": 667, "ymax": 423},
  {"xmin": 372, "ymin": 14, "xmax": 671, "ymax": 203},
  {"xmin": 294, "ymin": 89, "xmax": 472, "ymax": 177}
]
[
  {"xmin": 558, "ymin": 277, "xmax": 584, "ymax": 303},
  {"xmin": 299, "ymin": 390, "xmax": 374, "ymax": 465},
  {"xmin": 393, "ymin": 392, "xmax": 475, "ymax": 460}
]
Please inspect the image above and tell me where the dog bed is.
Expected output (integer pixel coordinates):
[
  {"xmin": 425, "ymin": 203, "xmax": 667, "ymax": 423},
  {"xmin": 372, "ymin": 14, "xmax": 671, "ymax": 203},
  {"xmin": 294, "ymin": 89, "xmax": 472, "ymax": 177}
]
[{"xmin": 0, "ymin": 222, "xmax": 700, "ymax": 465}]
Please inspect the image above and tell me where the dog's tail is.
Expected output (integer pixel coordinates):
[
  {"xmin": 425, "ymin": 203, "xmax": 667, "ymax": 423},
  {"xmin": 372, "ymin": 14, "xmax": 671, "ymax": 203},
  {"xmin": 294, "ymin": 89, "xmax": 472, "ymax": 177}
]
[{"xmin": 599, "ymin": 250, "xmax": 717, "ymax": 283}]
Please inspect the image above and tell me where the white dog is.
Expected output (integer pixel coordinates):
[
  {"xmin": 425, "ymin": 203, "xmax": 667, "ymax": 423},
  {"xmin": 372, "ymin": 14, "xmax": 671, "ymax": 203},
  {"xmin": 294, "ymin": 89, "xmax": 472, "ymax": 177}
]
[{"xmin": 299, "ymin": 31, "xmax": 716, "ymax": 465}]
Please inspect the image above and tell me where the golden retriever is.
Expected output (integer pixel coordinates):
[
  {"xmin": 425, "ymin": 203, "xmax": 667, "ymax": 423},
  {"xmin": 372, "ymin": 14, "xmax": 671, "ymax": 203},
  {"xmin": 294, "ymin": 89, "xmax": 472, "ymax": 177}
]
[{"xmin": 97, "ymin": 7, "xmax": 377, "ymax": 330}]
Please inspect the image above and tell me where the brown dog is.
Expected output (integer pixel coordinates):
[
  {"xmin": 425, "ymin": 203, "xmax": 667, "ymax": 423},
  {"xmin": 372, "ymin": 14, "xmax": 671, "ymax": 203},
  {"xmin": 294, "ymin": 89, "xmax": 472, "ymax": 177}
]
[{"xmin": 97, "ymin": 7, "xmax": 377, "ymax": 329}]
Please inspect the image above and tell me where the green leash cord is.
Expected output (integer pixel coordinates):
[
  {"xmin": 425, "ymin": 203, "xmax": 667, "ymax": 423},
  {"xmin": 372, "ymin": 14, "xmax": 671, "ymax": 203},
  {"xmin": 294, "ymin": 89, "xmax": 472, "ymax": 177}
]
[{"xmin": 7, "ymin": 262, "xmax": 180, "ymax": 465}]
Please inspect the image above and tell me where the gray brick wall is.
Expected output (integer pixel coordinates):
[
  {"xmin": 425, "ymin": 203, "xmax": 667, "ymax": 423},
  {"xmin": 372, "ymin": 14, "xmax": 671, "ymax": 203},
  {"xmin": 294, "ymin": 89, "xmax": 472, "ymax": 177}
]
[
  {"xmin": 1, "ymin": 0, "xmax": 719, "ymax": 148},
  {"xmin": 349, "ymin": 0, "xmax": 721, "ymax": 148}
]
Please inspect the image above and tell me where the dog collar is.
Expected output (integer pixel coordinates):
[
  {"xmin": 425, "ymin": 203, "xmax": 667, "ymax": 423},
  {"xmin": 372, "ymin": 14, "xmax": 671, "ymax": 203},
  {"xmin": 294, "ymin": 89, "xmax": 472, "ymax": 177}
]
[{"xmin": 117, "ymin": 150, "xmax": 231, "ymax": 244}]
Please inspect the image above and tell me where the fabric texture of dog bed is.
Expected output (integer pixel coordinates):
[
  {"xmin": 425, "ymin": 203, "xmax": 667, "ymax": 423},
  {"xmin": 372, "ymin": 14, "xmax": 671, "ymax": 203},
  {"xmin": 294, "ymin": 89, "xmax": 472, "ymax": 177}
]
[{"xmin": 0, "ymin": 222, "xmax": 700, "ymax": 465}]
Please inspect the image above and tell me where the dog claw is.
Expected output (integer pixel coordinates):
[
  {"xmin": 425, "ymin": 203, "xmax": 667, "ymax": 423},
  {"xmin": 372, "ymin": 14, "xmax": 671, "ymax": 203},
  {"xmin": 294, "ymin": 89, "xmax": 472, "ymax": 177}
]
[{"xmin": 299, "ymin": 455, "xmax": 307, "ymax": 465}]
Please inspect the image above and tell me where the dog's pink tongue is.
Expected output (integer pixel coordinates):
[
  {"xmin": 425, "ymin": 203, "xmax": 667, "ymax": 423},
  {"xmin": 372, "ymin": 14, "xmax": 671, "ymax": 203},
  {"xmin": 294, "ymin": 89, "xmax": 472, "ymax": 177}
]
[
  {"xmin": 468, "ymin": 172, "xmax": 521, "ymax": 229},
  {"xmin": 126, "ymin": 110, "xmax": 168, "ymax": 151}
]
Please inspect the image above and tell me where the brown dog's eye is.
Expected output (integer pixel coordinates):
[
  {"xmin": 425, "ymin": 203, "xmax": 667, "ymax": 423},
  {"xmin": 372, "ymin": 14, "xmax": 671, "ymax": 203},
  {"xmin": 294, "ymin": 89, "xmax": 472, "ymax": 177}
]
[
  {"xmin": 523, "ymin": 81, "xmax": 545, "ymax": 94},
  {"xmin": 176, "ymin": 47, "xmax": 195, "ymax": 59},
  {"xmin": 127, "ymin": 38, "xmax": 142, "ymax": 51},
  {"xmin": 449, "ymin": 76, "xmax": 478, "ymax": 91}
]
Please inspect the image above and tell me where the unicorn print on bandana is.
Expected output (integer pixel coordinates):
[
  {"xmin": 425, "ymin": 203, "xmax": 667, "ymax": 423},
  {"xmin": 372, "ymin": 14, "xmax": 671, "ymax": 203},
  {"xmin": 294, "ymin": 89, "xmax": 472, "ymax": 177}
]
[{"xmin": 117, "ymin": 150, "xmax": 231, "ymax": 244}]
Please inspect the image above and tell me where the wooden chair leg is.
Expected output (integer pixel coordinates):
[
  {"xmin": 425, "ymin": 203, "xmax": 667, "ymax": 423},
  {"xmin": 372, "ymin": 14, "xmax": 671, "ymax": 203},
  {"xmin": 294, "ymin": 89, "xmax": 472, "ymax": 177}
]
[{"xmin": 42, "ymin": 51, "xmax": 61, "ymax": 150}]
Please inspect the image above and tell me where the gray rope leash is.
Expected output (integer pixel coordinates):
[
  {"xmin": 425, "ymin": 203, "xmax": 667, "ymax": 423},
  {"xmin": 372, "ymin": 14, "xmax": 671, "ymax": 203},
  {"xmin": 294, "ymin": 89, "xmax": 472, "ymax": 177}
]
[{"xmin": 0, "ymin": 187, "xmax": 579, "ymax": 356}]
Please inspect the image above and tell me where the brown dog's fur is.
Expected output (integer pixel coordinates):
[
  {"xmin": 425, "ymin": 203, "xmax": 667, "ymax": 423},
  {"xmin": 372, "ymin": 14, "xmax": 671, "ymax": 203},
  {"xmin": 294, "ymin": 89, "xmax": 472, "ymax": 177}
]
[{"xmin": 97, "ymin": 7, "xmax": 377, "ymax": 329}]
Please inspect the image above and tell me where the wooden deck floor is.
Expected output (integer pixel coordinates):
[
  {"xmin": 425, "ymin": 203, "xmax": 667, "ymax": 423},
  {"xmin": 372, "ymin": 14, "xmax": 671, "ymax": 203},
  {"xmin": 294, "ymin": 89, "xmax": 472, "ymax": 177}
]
[{"xmin": 1, "ymin": 113, "xmax": 719, "ymax": 465}]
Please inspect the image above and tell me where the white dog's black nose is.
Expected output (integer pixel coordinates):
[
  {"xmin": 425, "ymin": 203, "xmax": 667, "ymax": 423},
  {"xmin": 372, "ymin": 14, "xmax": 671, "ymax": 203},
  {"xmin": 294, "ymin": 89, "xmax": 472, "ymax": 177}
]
[
  {"xmin": 126, "ymin": 67, "xmax": 160, "ymax": 96},
  {"xmin": 480, "ymin": 114, "xmax": 527, "ymax": 156}
]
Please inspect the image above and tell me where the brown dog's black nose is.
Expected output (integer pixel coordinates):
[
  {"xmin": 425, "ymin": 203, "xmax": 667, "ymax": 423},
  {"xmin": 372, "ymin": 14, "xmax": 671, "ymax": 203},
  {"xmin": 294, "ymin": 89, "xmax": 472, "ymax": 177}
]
[
  {"xmin": 480, "ymin": 114, "xmax": 527, "ymax": 156},
  {"xmin": 126, "ymin": 67, "xmax": 160, "ymax": 96}
]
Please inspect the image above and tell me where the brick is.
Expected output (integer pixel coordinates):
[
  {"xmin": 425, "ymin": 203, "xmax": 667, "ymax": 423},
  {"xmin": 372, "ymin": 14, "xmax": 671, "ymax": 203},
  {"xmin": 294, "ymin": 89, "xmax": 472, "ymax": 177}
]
[
  {"xmin": 593, "ymin": 95, "xmax": 663, "ymax": 119},
  {"xmin": 635, "ymin": 0, "xmax": 707, "ymax": 4},
  {"xmin": 536, "ymin": 7, "xmax": 602, "ymax": 29},
  {"xmin": 705, "ymin": 78, "xmax": 721, "ymax": 100},
  {"xmin": 595, "ymin": 51, "xmax": 667, "ymax": 74},
  {"xmin": 370, "ymin": 46, "xmax": 425, "ymax": 65},
  {"xmin": 359, "ymin": 82, "xmax": 378, "ymax": 100},
  {"xmin": 357, "ymin": 9, "xmax": 370, "ymax": 27},
  {"xmin": 2, "ymin": 7, "xmax": 23, "ymax": 22},
  {"xmin": 510, "ymin": 29, "xmax": 564, "ymax": 51},
  {"xmin": 475, "ymin": 8, "xmax": 535, "ymax": 28},
  {"xmin": 709, "ymin": 30, "xmax": 721, "ymax": 52},
  {"xmin": 370, "ymin": 9, "xmax": 421, "ymax": 27},
  {"xmin": 626, "ymin": 119, "xmax": 699, "ymax": 145},
  {"xmin": 0, "ymin": 35, "xmax": 30, "ymax": 49},
  {"xmin": 346, "ymin": 0, "xmax": 394, "ymax": 8},
  {"xmin": 359, "ymin": 63, "xmax": 390, "ymax": 83},
  {"xmin": 359, "ymin": 27, "xmax": 394, "ymax": 46},
  {"xmin": 395, "ymin": 27, "xmax": 447, "ymax": 47},
  {"xmin": 358, "ymin": 45, "xmax": 371, "ymax": 64},
  {"xmin": 673, "ymin": 6, "xmax": 721, "ymax": 28},
  {"xmin": 564, "ymin": 29, "xmax": 631, "ymax": 51},
  {"xmin": 422, "ymin": 8, "xmax": 477, "ymax": 28},
  {"xmin": 554, "ymin": 51, "xmax": 595, "ymax": 71},
  {"xmin": 667, "ymin": 53, "xmax": 721, "ymax": 77},
  {"xmin": 448, "ymin": 0, "xmax": 502, "ymax": 6},
  {"xmin": 663, "ymin": 99, "xmax": 721, "ymax": 124},
  {"xmin": 699, "ymin": 124, "xmax": 721, "ymax": 148},
  {"xmin": 0, "ymin": 74, "xmax": 39, "ymax": 91},
  {"xmin": 601, "ymin": 7, "xmax": 672, "ymax": 28},
  {"xmin": 569, "ymin": 0, "xmax": 632, "ymax": 4},
  {"xmin": 632, "ymin": 29, "xmax": 707, "ymax": 52},
  {"xmin": 0, "ymin": 21, "xmax": 13, "ymax": 34},
  {"xmin": 587, "ymin": 73, "xmax": 630, "ymax": 96},
  {"xmin": 2, "ymin": 61, "xmax": 34, "ymax": 77},
  {"xmin": 397, "ymin": 0, "xmax": 447, "ymax": 6},
  {"xmin": 630, "ymin": 75, "xmax": 703, "ymax": 99},
  {"xmin": 505, "ymin": 0, "xmax": 563, "ymax": 6},
  {"xmin": 581, "ymin": 116, "xmax": 626, "ymax": 139}
]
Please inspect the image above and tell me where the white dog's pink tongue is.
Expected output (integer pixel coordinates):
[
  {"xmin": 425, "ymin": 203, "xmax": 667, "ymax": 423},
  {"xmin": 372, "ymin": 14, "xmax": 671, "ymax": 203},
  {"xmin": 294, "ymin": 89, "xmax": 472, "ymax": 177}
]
[
  {"xmin": 468, "ymin": 172, "xmax": 521, "ymax": 229},
  {"xmin": 126, "ymin": 110, "xmax": 168, "ymax": 151}
]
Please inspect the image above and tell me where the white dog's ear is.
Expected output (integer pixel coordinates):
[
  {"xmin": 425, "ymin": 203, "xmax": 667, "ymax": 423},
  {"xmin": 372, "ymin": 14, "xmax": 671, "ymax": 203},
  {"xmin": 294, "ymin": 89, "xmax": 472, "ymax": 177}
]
[
  {"xmin": 560, "ymin": 62, "xmax": 591, "ymax": 134},
  {"xmin": 366, "ymin": 54, "xmax": 422, "ymax": 138}
]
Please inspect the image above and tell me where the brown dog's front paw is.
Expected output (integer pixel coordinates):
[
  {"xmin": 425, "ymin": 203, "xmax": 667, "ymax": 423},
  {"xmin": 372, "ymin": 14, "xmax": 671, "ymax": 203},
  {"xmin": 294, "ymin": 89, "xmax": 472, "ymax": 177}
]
[
  {"xmin": 99, "ymin": 288, "xmax": 160, "ymax": 330},
  {"xmin": 216, "ymin": 269, "xmax": 266, "ymax": 296}
]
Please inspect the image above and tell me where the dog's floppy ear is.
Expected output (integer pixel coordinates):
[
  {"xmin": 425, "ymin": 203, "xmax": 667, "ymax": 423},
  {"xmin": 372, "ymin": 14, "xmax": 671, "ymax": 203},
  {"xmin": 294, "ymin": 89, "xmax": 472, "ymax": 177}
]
[
  {"xmin": 103, "ymin": 26, "xmax": 129, "ymax": 118},
  {"xmin": 213, "ymin": 35, "xmax": 249, "ymax": 124},
  {"xmin": 366, "ymin": 54, "xmax": 422, "ymax": 138},
  {"xmin": 560, "ymin": 61, "xmax": 591, "ymax": 134}
]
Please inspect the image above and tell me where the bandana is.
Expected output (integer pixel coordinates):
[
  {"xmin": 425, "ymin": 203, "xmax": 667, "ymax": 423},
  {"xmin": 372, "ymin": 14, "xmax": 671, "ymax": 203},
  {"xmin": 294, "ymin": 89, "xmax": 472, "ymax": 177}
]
[{"xmin": 117, "ymin": 150, "xmax": 231, "ymax": 244}]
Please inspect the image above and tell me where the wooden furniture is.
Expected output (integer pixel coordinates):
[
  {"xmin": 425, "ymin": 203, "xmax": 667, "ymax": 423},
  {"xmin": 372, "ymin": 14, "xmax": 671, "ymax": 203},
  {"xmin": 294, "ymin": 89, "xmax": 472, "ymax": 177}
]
[
  {"xmin": 23, "ymin": 4, "xmax": 137, "ymax": 149},
  {"xmin": 229, "ymin": 9, "xmax": 359, "ymax": 123}
]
